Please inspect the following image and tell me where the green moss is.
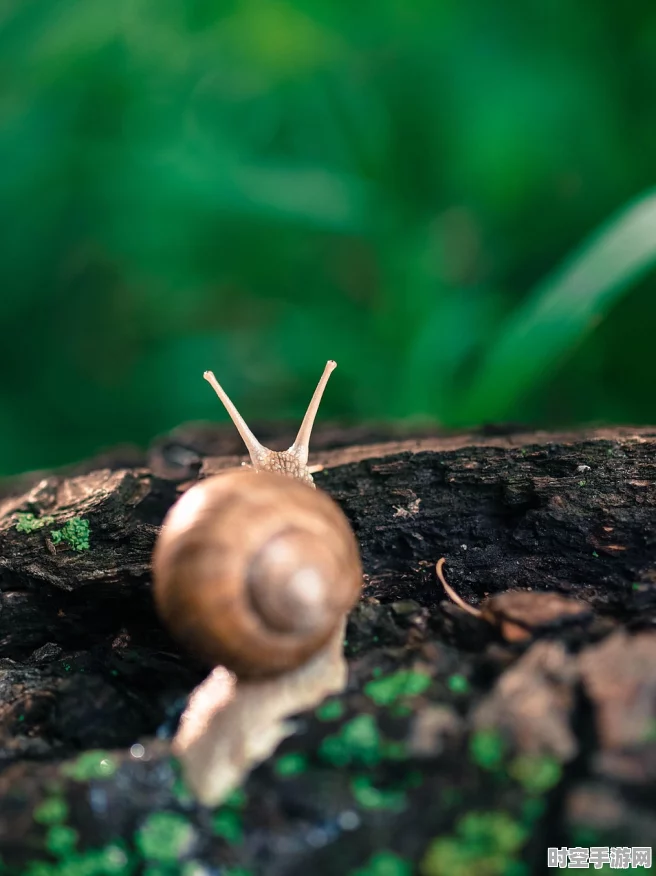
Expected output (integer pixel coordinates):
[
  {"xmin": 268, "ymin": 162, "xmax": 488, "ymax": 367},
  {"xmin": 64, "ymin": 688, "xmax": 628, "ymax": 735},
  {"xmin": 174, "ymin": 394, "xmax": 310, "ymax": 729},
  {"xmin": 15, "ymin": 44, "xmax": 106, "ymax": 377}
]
[
  {"xmin": 389, "ymin": 704, "xmax": 412, "ymax": 718},
  {"xmin": 350, "ymin": 776, "xmax": 406, "ymax": 812},
  {"xmin": 24, "ymin": 842, "xmax": 133, "ymax": 876},
  {"xmin": 341, "ymin": 715, "xmax": 381, "ymax": 753},
  {"xmin": 469, "ymin": 730, "xmax": 505, "ymax": 771},
  {"xmin": 211, "ymin": 809, "xmax": 243, "ymax": 844},
  {"xmin": 274, "ymin": 752, "xmax": 308, "ymax": 776},
  {"xmin": 95, "ymin": 844, "xmax": 133, "ymax": 875},
  {"xmin": 135, "ymin": 812, "xmax": 195, "ymax": 862},
  {"xmin": 34, "ymin": 797, "xmax": 69, "ymax": 825},
  {"xmin": 208, "ymin": 785, "xmax": 248, "ymax": 843},
  {"xmin": 461, "ymin": 812, "xmax": 526, "ymax": 851},
  {"xmin": 381, "ymin": 740, "xmax": 407, "ymax": 761},
  {"xmin": 320, "ymin": 713, "xmax": 412, "ymax": 769},
  {"xmin": 421, "ymin": 811, "xmax": 527, "ymax": 876},
  {"xmin": 143, "ymin": 866, "xmax": 176, "ymax": 876},
  {"xmin": 509, "ymin": 755, "xmax": 562, "ymax": 794},
  {"xmin": 364, "ymin": 670, "xmax": 431, "ymax": 707},
  {"xmin": 351, "ymin": 850, "xmax": 412, "ymax": 876},
  {"xmin": 25, "ymin": 863, "xmax": 58, "ymax": 876},
  {"xmin": 319, "ymin": 735, "xmax": 350, "ymax": 767},
  {"xmin": 70, "ymin": 844, "xmax": 133, "ymax": 876},
  {"xmin": 45, "ymin": 825, "xmax": 79, "ymax": 857},
  {"xmin": 315, "ymin": 699, "xmax": 345, "ymax": 721},
  {"xmin": 181, "ymin": 863, "xmax": 213, "ymax": 876},
  {"xmin": 320, "ymin": 714, "xmax": 382, "ymax": 767},
  {"xmin": 521, "ymin": 797, "xmax": 546, "ymax": 826},
  {"xmin": 50, "ymin": 518, "xmax": 90, "ymax": 551},
  {"xmin": 172, "ymin": 775, "xmax": 194, "ymax": 805},
  {"xmin": 223, "ymin": 788, "xmax": 247, "ymax": 809},
  {"xmin": 61, "ymin": 751, "xmax": 117, "ymax": 781},
  {"xmin": 170, "ymin": 758, "xmax": 206, "ymax": 806},
  {"xmin": 15, "ymin": 513, "xmax": 55, "ymax": 533},
  {"xmin": 447, "ymin": 674, "xmax": 470, "ymax": 694},
  {"xmin": 182, "ymin": 863, "xmax": 224, "ymax": 876}
]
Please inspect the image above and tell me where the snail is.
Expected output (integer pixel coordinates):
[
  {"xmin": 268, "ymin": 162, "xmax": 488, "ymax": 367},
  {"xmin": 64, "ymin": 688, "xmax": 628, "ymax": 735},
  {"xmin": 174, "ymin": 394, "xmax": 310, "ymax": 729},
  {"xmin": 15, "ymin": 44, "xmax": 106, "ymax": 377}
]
[
  {"xmin": 150, "ymin": 361, "xmax": 362, "ymax": 804},
  {"xmin": 152, "ymin": 360, "xmax": 363, "ymax": 678}
]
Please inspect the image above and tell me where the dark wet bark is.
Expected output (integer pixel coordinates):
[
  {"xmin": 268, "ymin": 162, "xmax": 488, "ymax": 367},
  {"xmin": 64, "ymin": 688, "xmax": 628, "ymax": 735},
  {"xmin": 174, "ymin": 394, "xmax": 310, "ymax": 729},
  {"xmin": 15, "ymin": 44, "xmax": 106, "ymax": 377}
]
[{"xmin": 0, "ymin": 424, "xmax": 655, "ymax": 875}]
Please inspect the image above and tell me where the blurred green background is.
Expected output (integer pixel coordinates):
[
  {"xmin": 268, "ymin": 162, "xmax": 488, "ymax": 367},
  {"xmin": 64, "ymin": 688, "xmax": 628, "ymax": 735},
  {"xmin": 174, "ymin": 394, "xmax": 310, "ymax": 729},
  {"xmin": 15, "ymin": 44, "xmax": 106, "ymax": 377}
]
[{"xmin": 2, "ymin": 0, "xmax": 656, "ymax": 476}]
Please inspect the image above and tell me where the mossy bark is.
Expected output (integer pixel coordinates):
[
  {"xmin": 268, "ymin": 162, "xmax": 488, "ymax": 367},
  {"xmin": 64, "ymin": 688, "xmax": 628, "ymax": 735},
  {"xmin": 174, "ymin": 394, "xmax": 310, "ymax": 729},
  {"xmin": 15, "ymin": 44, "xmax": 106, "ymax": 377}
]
[{"xmin": 0, "ymin": 424, "xmax": 655, "ymax": 875}]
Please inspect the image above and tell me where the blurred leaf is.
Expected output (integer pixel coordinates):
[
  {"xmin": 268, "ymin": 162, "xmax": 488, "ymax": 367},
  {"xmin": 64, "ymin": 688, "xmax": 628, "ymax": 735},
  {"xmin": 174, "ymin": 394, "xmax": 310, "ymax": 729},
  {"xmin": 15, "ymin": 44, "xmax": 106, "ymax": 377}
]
[
  {"xmin": 2, "ymin": 0, "xmax": 656, "ymax": 474},
  {"xmin": 455, "ymin": 190, "xmax": 656, "ymax": 423},
  {"xmin": 402, "ymin": 287, "xmax": 506, "ymax": 419},
  {"xmin": 145, "ymin": 142, "xmax": 375, "ymax": 232},
  {"xmin": 223, "ymin": 0, "xmax": 345, "ymax": 76}
]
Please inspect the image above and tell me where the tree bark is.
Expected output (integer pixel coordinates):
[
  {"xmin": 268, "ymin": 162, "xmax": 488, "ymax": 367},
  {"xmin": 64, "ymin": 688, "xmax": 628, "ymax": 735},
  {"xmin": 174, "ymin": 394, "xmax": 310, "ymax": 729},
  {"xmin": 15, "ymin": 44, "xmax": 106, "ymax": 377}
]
[{"xmin": 0, "ymin": 424, "xmax": 654, "ymax": 875}]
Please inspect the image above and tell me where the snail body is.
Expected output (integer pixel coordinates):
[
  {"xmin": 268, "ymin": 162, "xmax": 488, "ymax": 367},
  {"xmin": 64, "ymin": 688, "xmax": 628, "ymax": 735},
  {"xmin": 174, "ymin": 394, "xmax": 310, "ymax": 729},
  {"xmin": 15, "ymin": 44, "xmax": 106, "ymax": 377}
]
[{"xmin": 152, "ymin": 361, "xmax": 362, "ymax": 679}]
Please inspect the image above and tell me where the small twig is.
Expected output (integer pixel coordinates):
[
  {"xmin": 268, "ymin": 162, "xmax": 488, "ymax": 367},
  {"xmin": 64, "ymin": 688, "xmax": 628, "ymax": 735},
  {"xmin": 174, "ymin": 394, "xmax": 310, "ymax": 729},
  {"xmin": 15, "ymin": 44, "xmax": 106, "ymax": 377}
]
[{"xmin": 435, "ymin": 557, "xmax": 481, "ymax": 618}]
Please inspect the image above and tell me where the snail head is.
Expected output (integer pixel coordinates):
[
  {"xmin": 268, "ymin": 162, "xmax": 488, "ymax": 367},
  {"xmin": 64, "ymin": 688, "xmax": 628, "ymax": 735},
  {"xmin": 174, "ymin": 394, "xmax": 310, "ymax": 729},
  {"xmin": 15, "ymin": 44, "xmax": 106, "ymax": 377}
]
[{"xmin": 203, "ymin": 360, "xmax": 336, "ymax": 488}]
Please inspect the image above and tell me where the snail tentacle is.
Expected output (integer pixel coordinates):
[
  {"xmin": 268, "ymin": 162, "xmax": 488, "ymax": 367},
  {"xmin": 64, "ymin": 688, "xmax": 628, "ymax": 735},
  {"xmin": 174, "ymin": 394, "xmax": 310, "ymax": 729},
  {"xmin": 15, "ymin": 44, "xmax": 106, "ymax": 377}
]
[
  {"xmin": 289, "ymin": 360, "xmax": 337, "ymax": 466},
  {"xmin": 204, "ymin": 361, "xmax": 337, "ymax": 485}
]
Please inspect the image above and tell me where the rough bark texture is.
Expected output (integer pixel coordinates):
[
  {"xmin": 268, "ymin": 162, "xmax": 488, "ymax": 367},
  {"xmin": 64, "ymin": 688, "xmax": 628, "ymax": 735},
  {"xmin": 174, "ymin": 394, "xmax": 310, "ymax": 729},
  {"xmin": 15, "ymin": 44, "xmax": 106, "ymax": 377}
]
[{"xmin": 0, "ymin": 424, "xmax": 655, "ymax": 875}]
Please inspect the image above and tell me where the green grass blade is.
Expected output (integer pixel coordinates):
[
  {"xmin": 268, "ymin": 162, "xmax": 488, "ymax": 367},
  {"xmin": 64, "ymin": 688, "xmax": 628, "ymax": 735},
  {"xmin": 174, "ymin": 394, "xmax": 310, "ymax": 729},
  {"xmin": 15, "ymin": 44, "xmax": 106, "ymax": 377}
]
[{"xmin": 455, "ymin": 189, "xmax": 656, "ymax": 423}]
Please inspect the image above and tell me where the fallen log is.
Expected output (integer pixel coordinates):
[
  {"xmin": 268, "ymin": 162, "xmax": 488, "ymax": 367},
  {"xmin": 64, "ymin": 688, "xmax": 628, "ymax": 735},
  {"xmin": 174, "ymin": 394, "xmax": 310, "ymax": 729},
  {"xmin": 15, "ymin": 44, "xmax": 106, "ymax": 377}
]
[{"xmin": 0, "ymin": 424, "xmax": 654, "ymax": 875}]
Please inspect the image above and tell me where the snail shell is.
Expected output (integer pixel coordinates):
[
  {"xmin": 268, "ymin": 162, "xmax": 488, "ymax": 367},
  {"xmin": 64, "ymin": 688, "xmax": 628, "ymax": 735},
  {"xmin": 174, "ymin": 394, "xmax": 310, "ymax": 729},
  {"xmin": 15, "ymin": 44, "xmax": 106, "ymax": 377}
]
[{"xmin": 152, "ymin": 467, "xmax": 362, "ymax": 678}]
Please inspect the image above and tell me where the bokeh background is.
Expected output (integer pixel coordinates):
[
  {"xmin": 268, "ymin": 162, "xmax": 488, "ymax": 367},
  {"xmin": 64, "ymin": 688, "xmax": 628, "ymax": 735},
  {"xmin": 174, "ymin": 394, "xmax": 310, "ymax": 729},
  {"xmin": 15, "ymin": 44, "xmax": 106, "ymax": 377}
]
[{"xmin": 2, "ymin": 0, "xmax": 656, "ymax": 476}]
